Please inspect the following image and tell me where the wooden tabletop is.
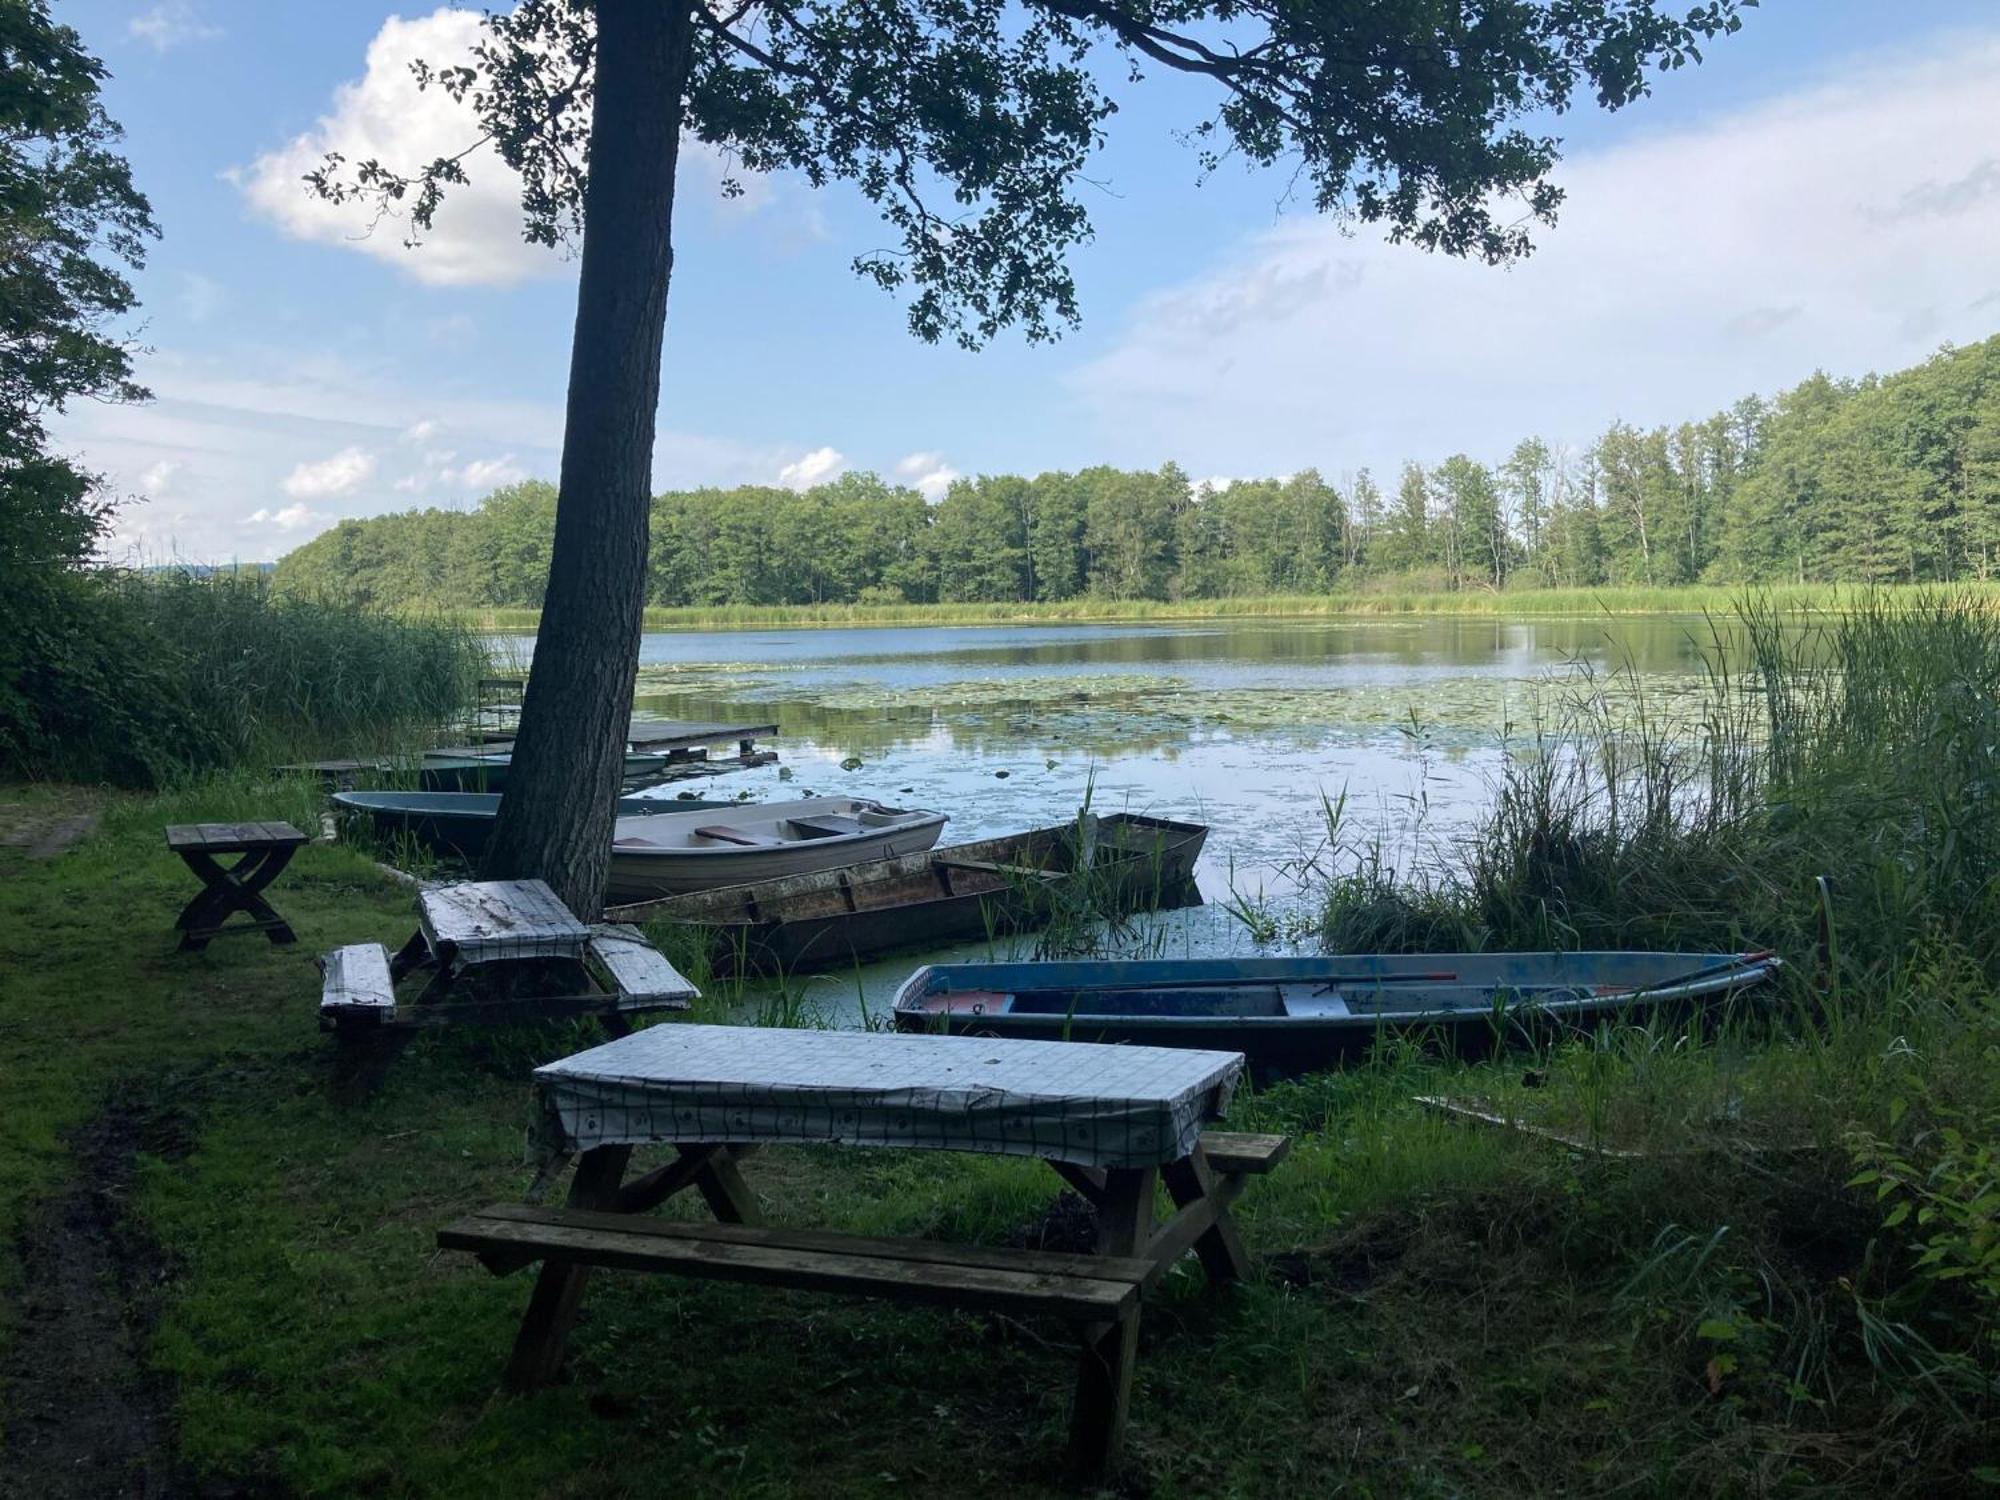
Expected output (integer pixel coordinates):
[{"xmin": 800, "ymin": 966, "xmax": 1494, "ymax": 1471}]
[
  {"xmin": 529, "ymin": 1024, "xmax": 1245, "ymax": 1169},
  {"xmin": 165, "ymin": 821, "xmax": 308, "ymax": 854},
  {"xmin": 417, "ymin": 879, "xmax": 590, "ymax": 964}
]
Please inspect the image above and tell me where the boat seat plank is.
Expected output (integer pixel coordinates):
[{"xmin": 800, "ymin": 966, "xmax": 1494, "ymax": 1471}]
[
  {"xmin": 693, "ymin": 825, "xmax": 782, "ymax": 847},
  {"xmin": 787, "ymin": 814, "xmax": 867, "ymax": 838},
  {"xmin": 1195, "ymin": 1131, "xmax": 1291, "ymax": 1175},
  {"xmin": 319, "ymin": 942, "xmax": 397, "ymax": 1024},
  {"xmin": 440, "ymin": 1206, "xmax": 1145, "ymax": 1321},
  {"xmin": 586, "ymin": 924, "xmax": 698, "ymax": 1008}
]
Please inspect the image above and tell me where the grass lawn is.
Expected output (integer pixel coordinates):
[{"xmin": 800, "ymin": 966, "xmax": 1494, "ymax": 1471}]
[{"xmin": 0, "ymin": 776, "xmax": 1989, "ymax": 1497}]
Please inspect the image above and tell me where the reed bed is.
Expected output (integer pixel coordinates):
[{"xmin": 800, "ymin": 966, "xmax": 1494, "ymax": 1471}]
[{"xmin": 2, "ymin": 570, "xmax": 486, "ymax": 786}]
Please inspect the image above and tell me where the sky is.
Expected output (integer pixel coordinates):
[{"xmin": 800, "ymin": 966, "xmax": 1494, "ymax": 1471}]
[{"xmin": 52, "ymin": 0, "xmax": 2000, "ymax": 563}]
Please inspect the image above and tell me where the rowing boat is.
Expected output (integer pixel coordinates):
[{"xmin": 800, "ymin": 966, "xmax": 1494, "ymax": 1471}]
[
  {"xmin": 605, "ymin": 812, "xmax": 1207, "ymax": 975},
  {"xmin": 331, "ymin": 790, "xmax": 744, "ymax": 860},
  {"xmin": 607, "ymin": 796, "xmax": 948, "ymax": 900},
  {"xmin": 891, "ymin": 950, "xmax": 1781, "ymax": 1070}
]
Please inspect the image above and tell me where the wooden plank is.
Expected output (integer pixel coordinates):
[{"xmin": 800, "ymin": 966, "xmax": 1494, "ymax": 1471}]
[
  {"xmin": 166, "ymin": 820, "xmax": 307, "ymax": 853},
  {"xmin": 1196, "ymin": 1131, "xmax": 1292, "ymax": 1176},
  {"xmin": 586, "ymin": 924, "xmax": 698, "ymax": 1007},
  {"xmin": 442, "ymin": 1216, "xmax": 1141, "ymax": 1321},
  {"xmin": 625, "ymin": 718, "xmax": 780, "ymax": 753},
  {"xmin": 319, "ymin": 943, "xmax": 396, "ymax": 1023},
  {"xmin": 471, "ymin": 1203, "xmax": 1158, "ymax": 1287},
  {"xmin": 418, "ymin": 879, "xmax": 589, "ymax": 963}
]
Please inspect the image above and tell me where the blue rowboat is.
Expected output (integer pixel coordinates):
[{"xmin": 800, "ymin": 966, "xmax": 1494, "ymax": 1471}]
[
  {"xmin": 332, "ymin": 790, "xmax": 742, "ymax": 860},
  {"xmin": 892, "ymin": 950, "xmax": 1781, "ymax": 1070}
]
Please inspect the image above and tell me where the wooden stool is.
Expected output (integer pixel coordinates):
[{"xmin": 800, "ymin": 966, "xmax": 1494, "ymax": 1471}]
[{"xmin": 166, "ymin": 821, "xmax": 307, "ymax": 951}]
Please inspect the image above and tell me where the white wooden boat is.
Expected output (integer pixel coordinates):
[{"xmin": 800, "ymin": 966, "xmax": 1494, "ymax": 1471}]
[{"xmin": 607, "ymin": 796, "xmax": 948, "ymax": 900}]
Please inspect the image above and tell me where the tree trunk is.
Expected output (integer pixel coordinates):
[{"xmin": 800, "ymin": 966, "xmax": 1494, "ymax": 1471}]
[{"xmin": 480, "ymin": 0, "xmax": 694, "ymax": 916}]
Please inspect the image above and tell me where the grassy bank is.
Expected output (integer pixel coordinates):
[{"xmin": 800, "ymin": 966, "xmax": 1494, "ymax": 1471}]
[
  {"xmin": 0, "ymin": 790, "xmax": 1992, "ymax": 1488},
  {"xmin": 2, "ymin": 571, "xmax": 486, "ymax": 787},
  {"xmin": 466, "ymin": 581, "xmax": 2000, "ymax": 633}
]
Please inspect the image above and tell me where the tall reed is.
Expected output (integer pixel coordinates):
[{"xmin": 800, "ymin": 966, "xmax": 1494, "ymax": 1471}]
[{"xmin": 1, "ymin": 570, "xmax": 486, "ymax": 786}]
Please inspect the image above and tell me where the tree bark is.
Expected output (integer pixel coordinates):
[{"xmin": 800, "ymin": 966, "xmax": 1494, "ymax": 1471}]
[{"xmin": 480, "ymin": 0, "xmax": 694, "ymax": 916}]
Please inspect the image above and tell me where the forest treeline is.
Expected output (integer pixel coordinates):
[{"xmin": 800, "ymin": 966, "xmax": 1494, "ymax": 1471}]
[{"xmin": 273, "ymin": 335, "xmax": 2000, "ymax": 608}]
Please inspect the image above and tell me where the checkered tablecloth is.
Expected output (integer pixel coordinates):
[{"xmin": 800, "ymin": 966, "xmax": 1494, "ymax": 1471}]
[{"xmin": 527, "ymin": 1024, "xmax": 1244, "ymax": 1169}]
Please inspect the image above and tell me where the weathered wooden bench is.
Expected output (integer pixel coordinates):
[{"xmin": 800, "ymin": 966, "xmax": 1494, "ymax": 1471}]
[
  {"xmin": 440, "ymin": 1128, "xmax": 1287, "ymax": 1475},
  {"xmin": 318, "ymin": 885, "xmax": 697, "ymax": 1031}
]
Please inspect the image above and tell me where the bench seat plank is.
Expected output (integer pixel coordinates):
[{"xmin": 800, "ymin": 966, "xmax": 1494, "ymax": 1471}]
[
  {"xmin": 1198, "ymin": 1131, "xmax": 1291, "ymax": 1175},
  {"xmin": 320, "ymin": 943, "xmax": 396, "ymax": 1023},
  {"xmin": 466, "ymin": 1202, "xmax": 1160, "ymax": 1288},
  {"xmin": 586, "ymin": 924, "xmax": 698, "ymax": 1008},
  {"xmin": 440, "ymin": 1210, "xmax": 1142, "ymax": 1320}
]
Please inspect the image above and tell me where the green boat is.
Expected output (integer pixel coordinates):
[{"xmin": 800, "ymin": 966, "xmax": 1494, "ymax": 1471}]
[
  {"xmin": 417, "ymin": 750, "xmax": 670, "ymax": 793},
  {"xmin": 332, "ymin": 790, "xmax": 743, "ymax": 859}
]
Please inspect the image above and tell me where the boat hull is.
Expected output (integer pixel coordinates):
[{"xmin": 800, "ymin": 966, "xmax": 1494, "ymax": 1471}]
[
  {"xmin": 605, "ymin": 798, "xmax": 948, "ymax": 900},
  {"xmin": 608, "ymin": 813, "xmax": 1208, "ymax": 975},
  {"xmin": 892, "ymin": 951, "xmax": 1781, "ymax": 1072},
  {"xmin": 332, "ymin": 791, "xmax": 741, "ymax": 859}
]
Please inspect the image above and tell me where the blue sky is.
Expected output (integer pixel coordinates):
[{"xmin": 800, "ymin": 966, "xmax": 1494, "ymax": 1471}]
[{"xmin": 56, "ymin": 1, "xmax": 2000, "ymax": 561}]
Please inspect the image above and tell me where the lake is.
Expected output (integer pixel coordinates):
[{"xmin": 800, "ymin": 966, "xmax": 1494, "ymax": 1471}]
[{"xmin": 499, "ymin": 614, "xmax": 1729, "ymax": 1013}]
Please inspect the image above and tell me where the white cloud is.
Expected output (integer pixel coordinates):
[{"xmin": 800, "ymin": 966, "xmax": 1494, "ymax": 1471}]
[
  {"xmin": 139, "ymin": 459, "xmax": 181, "ymax": 495},
  {"xmin": 894, "ymin": 450, "xmax": 959, "ymax": 501},
  {"xmin": 401, "ymin": 419, "xmax": 439, "ymax": 444},
  {"xmin": 442, "ymin": 454, "xmax": 528, "ymax": 490},
  {"xmin": 777, "ymin": 445, "xmax": 846, "ymax": 490},
  {"xmin": 246, "ymin": 503, "xmax": 325, "ymax": 531},
  {"xmin": 128, "ymin": 2, "xmax": 220, "ymax": 52},
  {"xmin": 282, "ymin": 446, "xmax": 375, "ymax": 499},
  {"xmin": 236, "ymin": 9, "xmax": 781, "ymax": 288},
  {"xmin": 238, "ymin": 11, "xmax": 562, "ymax": 288},
  {"xmin": 1068, "ymin": 32, "xmax": 2000, "ymax": 477}
]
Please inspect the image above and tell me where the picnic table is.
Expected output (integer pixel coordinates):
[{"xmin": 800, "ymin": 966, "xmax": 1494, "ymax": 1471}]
[
  {"xmin": 318, "ymin": 879, "xmax": 696, "ymax": 1032},
  {"xmin": 166, "ymin": 821, "xmax": 307, "ymax": 951},
  {"xmin": 439, "ymin": 1024, "xmax": 1290, "ymax": 1476}
]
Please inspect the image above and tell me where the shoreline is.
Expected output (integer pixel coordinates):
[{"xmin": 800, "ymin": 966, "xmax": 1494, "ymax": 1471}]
[{"xmin": 459, "ymin": 581, "xmax": 1993, "ymax": 634}]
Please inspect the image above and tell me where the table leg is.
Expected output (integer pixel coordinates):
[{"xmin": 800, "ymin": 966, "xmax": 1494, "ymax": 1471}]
[
  {"xmin": 690, "ymin": 1146, "xmax": 763, "ymax": 1225},
  {"xmin": 174, "ymin": 846, "xmax": 299, "ymax": 949},
  {"xmin": 1069, "ymin": 1165, "xmax": 1154, "ymax": 1479},
  {"xmin": 1161, "ymin": 1144, "xmax": 1252, "ymax": 1285},
  {"xmin": 502, "ymin": 1144, "xmax": 631, "ymax": 1392}
]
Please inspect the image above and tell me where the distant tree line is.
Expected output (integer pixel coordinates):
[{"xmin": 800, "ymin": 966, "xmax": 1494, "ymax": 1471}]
[{"xmin": 274, "ymin": 335, "xmax": 2000, "ymax": 608}]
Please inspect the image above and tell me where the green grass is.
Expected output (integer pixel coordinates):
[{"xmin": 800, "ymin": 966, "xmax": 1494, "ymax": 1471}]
[
  {"xmin": 464, "ymin": 582, "xmax": 2000, "ymax": 633},
  {"xmin": 2, "ymin": 757, "xmax": 1995, "ymax": 1494}
]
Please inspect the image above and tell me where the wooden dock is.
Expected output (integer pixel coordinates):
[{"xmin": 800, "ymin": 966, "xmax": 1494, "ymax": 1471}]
[
  {"xmin": 433, "ymin": 718, "xmax": 779, "ymax": 760},
  {"xmin": 285, "ymin": 719, "xmax": 782, "ymax": 787}
]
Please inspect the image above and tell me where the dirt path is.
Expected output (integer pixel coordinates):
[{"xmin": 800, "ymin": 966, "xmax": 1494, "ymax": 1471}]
[
  {"xmin": 0, "ymin": 1090, "xmax": 249, "ymax": 1499},
  {"xmin": 0, "ymin": 798, "xmax": 101, "ymax": 858}
]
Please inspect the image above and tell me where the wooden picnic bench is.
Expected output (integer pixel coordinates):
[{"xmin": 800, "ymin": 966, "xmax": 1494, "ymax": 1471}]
[
  {"xmin": 166, "ymin": 821, "xmax": 307, "ymax": 951},
  {"xmin": 438, "ymin": 1025, "xmax": 1286, "ymax": 1478},
  {"xmin": 318, "ymin": 879, "xmax": 696, "ymax": 1032}
]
